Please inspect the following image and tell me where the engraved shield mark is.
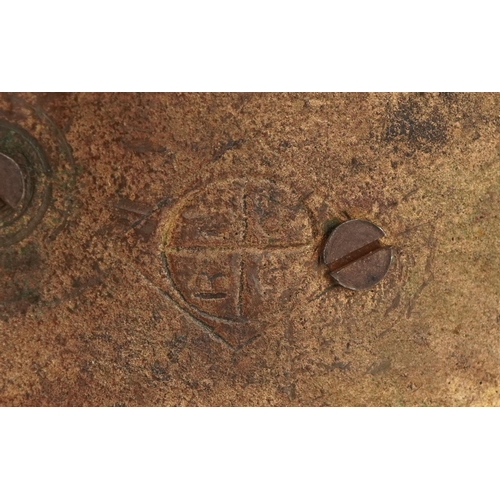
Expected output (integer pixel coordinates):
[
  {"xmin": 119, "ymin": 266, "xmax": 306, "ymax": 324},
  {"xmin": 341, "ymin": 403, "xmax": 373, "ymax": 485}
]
[{"xmin": 163, "ymin": 179, "xmax": 314, "ymax": 348}]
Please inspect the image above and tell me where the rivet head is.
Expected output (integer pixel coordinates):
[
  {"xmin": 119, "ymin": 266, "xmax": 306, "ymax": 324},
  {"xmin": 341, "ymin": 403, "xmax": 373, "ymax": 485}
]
[{"xmin": 323, "ymin": 219, "xmax": 393, "ymax": 291}]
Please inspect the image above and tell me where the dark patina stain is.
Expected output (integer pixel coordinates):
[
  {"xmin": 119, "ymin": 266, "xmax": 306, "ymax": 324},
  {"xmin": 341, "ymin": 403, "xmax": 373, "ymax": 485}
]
[{"xmin": 385, "ymin": 96, "xmax": 448, "ymax": 154}]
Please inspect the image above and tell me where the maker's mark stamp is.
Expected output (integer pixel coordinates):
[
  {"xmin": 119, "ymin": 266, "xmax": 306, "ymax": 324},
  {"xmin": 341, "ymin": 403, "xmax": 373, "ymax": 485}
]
[{"xmin": 162, "ymin": 178, "xmax": 315, "ymax": 348}]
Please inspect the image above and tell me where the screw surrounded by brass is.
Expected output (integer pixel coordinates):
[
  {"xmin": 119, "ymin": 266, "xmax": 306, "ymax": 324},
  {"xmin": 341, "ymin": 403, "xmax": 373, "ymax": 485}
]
[
  {"xmin": 0, "ymin": 152, "xmax": 26, "ymax": 212},
  {"xmin": 323, "ymin": 219, "xmax": 393, "ymax": 291}
]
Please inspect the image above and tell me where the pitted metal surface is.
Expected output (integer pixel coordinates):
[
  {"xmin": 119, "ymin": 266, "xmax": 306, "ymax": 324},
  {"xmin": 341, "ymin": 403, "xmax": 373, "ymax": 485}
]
[{"xmin": 0, "ymin": 93, "xmax": 499, "ymax": 406}]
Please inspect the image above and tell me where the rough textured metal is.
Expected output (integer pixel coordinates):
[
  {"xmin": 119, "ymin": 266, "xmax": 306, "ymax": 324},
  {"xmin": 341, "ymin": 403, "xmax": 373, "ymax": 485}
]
[
  {"xmin": 1, "ymin": 93, "xmax": 500, "ymax": 407},
  {"xmin": 323, "ymin": 219, "xmax": 393, "ymax": 290},
  {"xmin": 0, "ymin": 152, "xmax": 25, "ymax": 209}
]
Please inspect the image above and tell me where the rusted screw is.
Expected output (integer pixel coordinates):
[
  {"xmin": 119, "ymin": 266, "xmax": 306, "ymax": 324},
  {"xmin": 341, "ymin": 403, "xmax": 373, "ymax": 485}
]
[
  {"xmin": 323, "ymin": 219, "xmax": 393, "ymax": 291},
  {"xmin": 0, "ymin": 152, "xmax": 25, "ymax": 210}
]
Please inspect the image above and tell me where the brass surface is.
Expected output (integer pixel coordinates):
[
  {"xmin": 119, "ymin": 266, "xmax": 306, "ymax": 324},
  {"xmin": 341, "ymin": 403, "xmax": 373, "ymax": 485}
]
[{"xmin": 0, "ymin": 92, "xmax": 499, "ymax": 406}]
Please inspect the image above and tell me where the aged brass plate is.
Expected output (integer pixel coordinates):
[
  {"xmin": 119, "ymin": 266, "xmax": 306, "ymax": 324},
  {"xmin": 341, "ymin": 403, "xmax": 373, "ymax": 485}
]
[{"xmin": 0, "ymin": 93, "xmax": 499, "ymax": 406}]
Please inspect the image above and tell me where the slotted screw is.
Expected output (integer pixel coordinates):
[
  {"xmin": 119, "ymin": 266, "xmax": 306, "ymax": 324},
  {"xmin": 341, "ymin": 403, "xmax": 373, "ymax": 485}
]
[
  {"xmin": 0, "ymin": 152, "xmax": 25, "ymax": 210},
  {"xmin": 323, "ymin": 219, "xmax": 393, "ymax": 291}
]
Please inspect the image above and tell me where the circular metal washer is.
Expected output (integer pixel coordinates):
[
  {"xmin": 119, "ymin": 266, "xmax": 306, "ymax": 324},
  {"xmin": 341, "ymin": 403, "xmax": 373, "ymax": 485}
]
[
  {"xmin": 0, "ymin": 94, "xmax": 77, "ymax": 249},
  {"xmin": 0, "ymin": 121, "xmax": 52, "ymax": 246}
]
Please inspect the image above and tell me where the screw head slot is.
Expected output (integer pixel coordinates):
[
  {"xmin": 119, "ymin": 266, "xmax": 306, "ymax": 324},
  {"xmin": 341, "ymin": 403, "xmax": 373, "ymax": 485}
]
[{"xmin": 323, "ymin": 219, "xmax": 393, "ymax": 291}]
